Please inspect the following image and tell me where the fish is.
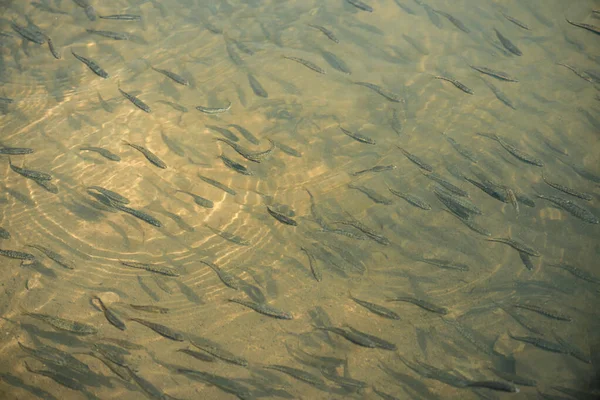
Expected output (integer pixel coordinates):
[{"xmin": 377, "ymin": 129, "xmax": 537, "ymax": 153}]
[
  {"xmin": 219, "ymin": 154, "xmax": 253, "ymax": 175},
  {"xmin": 397, "ymin": 146, "xmax": 433, "ymax": 171},
  {"xmin": 352, "ymin": 165, "xmax": 396, "ymax": 176},
  {"xmin": 273, "ymin": 140, "xmax": 302, "ymax": 157},
  {"xmin": 247, "ymin": 73, "xmax": 268, "ymax": 98},
  {"xmin": 422, "ymin": 170, "xmax": 470, "ymax": 196},
  {"xmin": 320, "ymin": 50, "xmax": 351, "ymax": 75},
  {"xmin": 8, "ymin": 158, "xmax": 52, "ymax": 181},
  {"xmin": 431, "ymin": 75, "xmax": 474, "ymax": 94},
  {"xmin": 434, "ymin": 10, "xmax": 470, "ymax": 33},
  {"xmin": 486, "ymin": 237, "xmax": 540, "ymax": 256},
  {"xmin": 189, "ymin": 336, "xmax": 248, "ymax": 366},
  {"xmin": 176, "ymin": 190, "xmax": 213, "ymax": 208},
  {"xmin": 267, "ymin": 206, "xmax": 298, "ymax": 226},
  {"xmin": 216, "ymin": 138, "xmax": 274, "ymax": 163},
  {"xmin": 86, "ymin": 29, "xmax": 130, "ymax": 40},
  {"xmin": 300, "ymin": 246, "xmax": 322, "ymax": 282},
  {"xmin": 339, "ymin": 126, "xmax": 376, "ymax": 144},
  {"xmin": 79, "ymin": 146, "xmax": 120, "ymax": 161},
  {"xmin": 469, "ymin": 65, "xmax": 518, "ymax": 82},
  {"xmin": 536, "ymin": 194, "xmax": 599, "ymax": 224},
  {"xmin": 265, "ymin": 365, "xmax": 327, "ymax": 387},
  {"xmin": 92, "ymin": 296, "xmax": 126, "ymax": 331},
  {"xmin": 493, "ymin": 28, "xmax": 522, "ymax": 56},
  {"xmin": 129, "ymin": 318, "xmax": 184, "ymax": 341},
  {"xmin": 387, "ymin": 186, "xmax": 431, "ymax": 210},
  {"xmin": 421, "ymin": 4, "xmax": 442, "ymax": 28},
  {"xmin": 178, "ymin": 348, "xmax": 215, "ymax": 362},
  {"xmin": 542, "ymin": 174, "xmax": 593, "ymax": 201},
  {"xmin": 416, "ymin": 257, "xmax": 469, "ymax": 271},
  {"xmin": 197, "ymin": 173, "xmax": 237, "ymax": 195},
  {"xmin": 434, "ymin": 186, "xmax": 482, "ymax": 217},
  {"xmin": 441, "ymin": 133, "xmax": 478, "ymax": 163},
  {"xmin": 334, "ymin": 218, "xmax": 390, "ymax": 245},
  {"xmin": 207, "ymin": 125, "xmax": 239, "ymax": 142},
  {"xmin": 512, "ymin": 303, "xmax": 572, "ymax": 321},
  {"xmin": 548, "ymin": 263, "xmax": 600, "ymax": 284},
  {"xmin": 31, "ymin": 2, "xmax": 69, "ymax": 15},
  {"xmin": 129, "ymin": 304, "xmax": 169, "ymax": 313},
  {"xmin": 508, "ymin": 333, "xmax": 566, "ymax": 353},
  {"xmin": 354, "ymin": 81, "xmax": 402, "ymax": 102},
  {"xmin": 176, "ymin": 369, "xmax": 252, "ymax": 399},
  {"xmin": 22, "ymin": 310, "xmax": 98, "ymax": 334},
  {"xmin": 283, "ymin": 56, "xmax": 326, "ymax": 74},
  {"xmin": 229, "ymin": 298, "xmax": 293, "ymax": 319},
  {"xmin": 565, "ymin": 18, "xmax": 600, "ymax": 36},
  {"xmin": 87, "ymin": 186, "xmax": 129, "ymax": 204},
  {"xmin": 120, "ymin": 261, "xmax": 179, "ymax": 276},
  {"xmin": 345, "ymin": 0, "xmax": 373, "ymax": 12},
  {"xmin": 308, "ymin": 24, "xmax": 339, "ymax": 43},
  {"xmin": 228, "ymin": 124, "xmax": 259, "ymax": 145},
  {"xmin": 478, "ymin": 133, "xmax": 543, "ymax": 166},
  {"xmin": 0, "ymin": 228, "xmax": 10, "ymax": 240},
  {"xmin": 195, "ymin": 102, "xmax": 232, "ymax": 114},
  {"xmin": 230, "ymin": 38, "xmax": 253, "ymax": 55},
  {"xmin": 464, "ymin": 380, "xmax": 519, "ymax": 393},
  {"xmin": 204, "ymin": 225, "xmax": 249, "ymax": 246},
  {"xmin": 501, "ymin": 12, "xmax": 530, "ymax": 30},
  {"xmin": 556, "ymin": 63, "xmax": 594, "ymax": 83},
  {"xmin": 71, "ymin": 50, "xmax": 109, "ymax": 78},
  {"xmin": 0, "ymin": 249, "xmax": 35, "ymax": 260},
  {"xmin": 45, "ymin": 36, "xmax": 60, "ymax": 59},
  {"xmin": 118, "ymin": 85, "xmax": 151, "ymax": 113},
  {"xmin": 349, "ymin": 293, "xmax": 400, "ymax": 319},
  {"xmin": 26, "ymin": 244, "xmax": 75, "ymax": 269},
  {"xmin": 156, "ymin": 100, "xmax": 188, "ymax": 112},
  {"xmin": 348, "ymin": 183, "xmax": 393, "ymax": 205},
  {"xmin": 0, "ymin": 147, "xmax": 34, "ymax": 155},
  {"xmin": 99, "ymin": 14, "xmax": 142, "ymax": 21},
  {"xmin": 122, "ymin": 141, "xmax": 166, "ymax": 168},
  {"xmin": 480, "ymin": 77, "xmax": 516, "ymax": 109},
  {"xmin": 201, "ymin": 260, "xmax": 240, "ymax": 290},
  {"xmin": 151, "ymin": 67, "xmax": 189, "ymax": 86},
  {"xmin": 10, "ymin": 21, "xmax": 45, "ymax": 44},
  {"xmin": 388, "ymin": 296, "xmax": 448, "ymax": 314}
]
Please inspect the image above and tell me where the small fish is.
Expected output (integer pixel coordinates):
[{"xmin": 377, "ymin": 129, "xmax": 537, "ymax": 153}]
[
  {"xmin": 339, "ymin": 126, "xmax": 376, "ymax": 144},
  {"xmin": 207, "ymin": 125, "xmax": 239, "ymax": 142},
  {"xmin": 397, "ymin": 146, "xmax": 433, "ymax": 172},
  {"xmin": 152, "ymin": 67, "xmax": 189, "ymax": 86},
  {"xmin": 189, "ymin": 336, "xmax": 248, "ymax": 366},
  {"xmin": 195, "ymin": 102, "xmax": 232, "ymax": 114},
  {"xmin": 45, "ymin": 36, "xmax": 60, "ymax": 59},
  {"xmin": 300, "ymin": 246, "xmax": 322, "ymax": 282},
  {"xmin": 272, "ymin": 140, "xmax": 302, "ymax": 157},
  {"xmin": 480, "ymin": 77, "xmax": 516, "ymax": 109},
  {"xmin": 508, "ymin": 333, "xmax": 567, "ymax": 353},
  {"xmin": 506, "ymin": 188, "xmax": 520, "ymax": 214},
  {"xmin": 99, "ymin": 14, "xmax": 142, "ymax": 21},
  {"xmin": 416, "ymin": 257, "xmax": 470, "ymax": 271},
  {"xmin": 469, "ymin": 65, "xmax": 518, "ymax": 82},
  {"xmin": 465, "ymin": 380, "xmax": 519, "ymax": 393},
  {"xmin": 156, "ymin": 100, "xmax": 188, "ymax": 112},
  {"xmin": 565, "ymin": 18, "xmax": 600, "ymax": 36},
  {"xmin": 502, "ymin": 12, "xmax": 529, "ymax": 30},
  {"xmin": 216, "ymin": 138, "xmax": 274, "ymax": 163},
  {"xmin": 320, "ymin": 50, "xmax": 351, "ymax": 74},
  {"xmin": 536, "ymin": 194, "xmax": 599, "ymax": 224},
  {"xmin": 548, "ymin": 263, "xmax": 600, "ymax": 284},
  {"xmin": 348, "ymin": 183, "xmax": 393, "ymax": 205},
  {"xmin": 228, "ymin": 124, "xmax": 259, "ymax": 145},
  {"xmin": 197, "ymin": 173, "xmax": 237, "ymax": 195},
  {"xmin": 493, "ymin": 28, "xmax": 522, "ymax": 56},
  {"xmin": 0, "ymin": 147, "xmax": 34, "ymax": 155},
  {"xmin": 8, "ymin": 159, "xmax": 52, "ymax": 181},
  {"xmin": 121, "ymin": 261, "xmax": 179, "ymax": 276},
  {"xmin": 265, "ymin": 364, "xmax": 327, "ymax": 387},
  {"xmin": 92, "ymin": 296, "xmax": 126, "ymax": 331},
  {"xmin": 345, "ymin": 0, "xmax": 373, "ymax": 12},
  {"xmin": 122, "ymin": 141, "xmax": 166, "ymax": 168},
  {"xmin": 283, "ymin": 56, "xmax": 325, "ymax": 74},
  {"xmin": 176, "ymin": 190, "xmax": 213, "ymax": 208},
  {"xmin": 118, "ymin": 85, "xmax": 151, "ymax": 113},
  {"xmin": 513, "ymin": 303, "xmax": 572, "ymax": 321},
  {"xmin": 316, "ymin": 326, "xmax": 378, "ymax": 347},
  {"xmin": 267, "ymin": 206, "xmax": 297, "ymax": 226},
  {"xmin": 542, "ymin": 174, "xmax": 593, "ymax": 201},
  {"xmin": 308, "ymin": 24, "xmax": 339, "ymax": 43},
  {"xmin": 350, "ymin": 293, "xmax": 400, "ymax": 319},
  {"xmin": 201, "ymin": 260, "xmax": 240, "ymax": 290},
  {"xmin": 31, "ymin": 2, "xmax": 69, "ymax": 15},
  {"xmin": 10, "ymin": 21, "xmax": 45, "ymax": 44},
  {"xmin": 354, "ymin": 81, "xmax": 402, "ymax": 102},
  {"xmin": 219, "ymin": 154, "xmax": 253, "ymax": 175},
  {"xmin": 519, "ymin": 251, "xmax": 534, "ymax": 270},
  {"xmin": 0, "ymin": 227, "xmax": 10, "ymax": 240},
  {"xmin": 129, "ymin": 318, "xmax": 184, "ymax": 341},
  {"xmin": 434, "ymin": 10, "xmax": 470, "ymax": 33},
  {"xmin": 86, "ymin": 29, "xmax": 130, "ymax": 40},
  {"xmin": 556, "ymin": 63, "xmax": 594, "ymax": 83},
  {"xmin": 352, "ymin": 165, "xmax": 396, "ymax": 176},
  {"xmin": 387, "ymin": 296, "xmax": 448, "ymax": 314},
  {"xmin": 129, "ymin": 304, "xmax": 169, "ymax": 314},
  {"xmin": 247, "ymin": 73, "xmax": 268, "ymax": 98},
  {"xmin": 71, "ymin": 50, "xmax": 109, "ymax": 78},
  {"xmin": 79, "ymin": 146, "xmax": 120, "ymax": 161},
  {"xmin": 87, "ymin": 186, "xmax": 129, "ymax": 205},
  {"xmin": 26, "ymin": 244, "xmax": 75, "ymax": 269},
  {"xmin": 0, "ymin": 249, "xmax": 35, "ymax": 260},
  {"xmin": 22, "ymin": 310, "xmax": 98, "ymax": 334},
  {"xmin": 431, "ymin": 74, "xmax": 474, "ymax": 94},
  {"xmin": 388, "ymin": 186, "xmax": 431, "ymax": 210},
  {"xmin": 178, "ymin": 348, "xmax": 215, "ymax": 362},
  {"xmin": 486, "ymin": 237, "xmax": 540, "ymax": 256},
  {"xmin": 204, "ymin": 225, "xmax": 249, "ymax": 246},
  {"xmin": 229, "ymin": 298, "xmax": 293, "ymax": 319},
  {"xmin": 478, "ymin": 133, "xmax": 543, "ymax": 166}
]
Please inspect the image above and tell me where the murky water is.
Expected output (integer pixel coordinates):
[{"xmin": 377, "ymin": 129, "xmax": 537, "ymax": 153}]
[{"xmin": 1, "ymin": 0, "xmax": 599, "ymax": 399}]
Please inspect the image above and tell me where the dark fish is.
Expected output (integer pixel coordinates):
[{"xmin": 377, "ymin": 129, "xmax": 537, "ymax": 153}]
[
  {"xmin": 432, "ymin": 75, "xmax": 474, "ymax": 94},
  {"xmin": 348, "ymin": 183, "xmax": 393, "ymax": 205},
  {"xmin": 481, "ymin": 77, "xmax": 516, "ymax": 109},
  {"xmin": 79, "ymin": 146, "xmax": 120, "ymax": 161},
  {"xmin": 390, "ymin": 108, "xmax": 403, "ymax": 135},
  {"xmin": 201, "ymin": 260, "xmax": 240, "ymax": 290},
  {"xmin": 387, "ymin": 186, "xmax": 431, "ymax": 210},
  {"xmin": 352, "ymin": 165, "xmax": 396, "ymax": 176},
  {"xmin": 354, "ymin": 81, "xmax": 402, "ymax": 102},
  {"xmin": 465, "ymin": 380, "xmax": 519, "ymax": 392},
  {"xmin": 265, "ymin": 365, "xmax": 327, "ymax": 387},
  {"xmin": 118, "ymin": 86, "xmax": 151, "ymax": 113},
  {"xmin": 434, "ymin": 186, "xmax": 482, "ymax": 216},
  {"xmin": 71, "ymin": 50, "xmax": 109, "ymax": 78},
  {"xmin": 388, "ymin": 296, "xmax": 448, "ymax": 314},
  {"xmin": 231, "ymin": 38, "xmax": 254, "ymax": 55},
  {"xmin": 469, "ymin": 65, "xmax": 518, "ymax": 82},
  {"xmin": 10, "ymin": 21, "xmax": 45, "ymax": 44},
  {"xmin": 536, "ymin": 194, "xmax": 599, "ymax": 224},
  {"xmin": 397, "ymin": 146, "xmax": 433, "ymax": 171},
  {"xmin": 92, "ymin": 296, "xmax": 126, "ymax": 331},
  {"xmin": 219, "ymin": 154, "xmax": 252, "ymax": 175},
  {"xmin": 189, "ymin": 336, "xmax": 249, "ymax": 366},
  {"xmin": 120, "ymin": 261, "xmax": 179, "ymax": 276},
  {"xmin": 176, "ymin": 190, "xmax": 213, "ymax": 208},
  {"xmin": 542, "ymin": 174, "xmax": 593, "ymax": 201},
  {"xmin": 196, "ymin": 102, "xmax": 231, "ymax": 114},
  {"xmin": 83, "ymin": 5, "xmax": 98, "ymax": 21},
  {"xmin": 416, "ymin": 257, "xmax": 469, "ymax": 271},
  {"xmin": 152, "ymin": 67, "xmax": 189, "ymax": 86},
  {"xmin": 176, "ymin": 369, "xmax": 252, "ymax": 399},
  {"xmin": 548, "ymin": 263, "xmax": 600, "ymax": 284},
  {"xmin": 31, "ymin": 2, "xmax": 69, "ymax": 15},
  {"xmin": 228, "ymin": 124, "xmax": 259, "ymax": 145},
  {"xmin": 0, "ymin": 147, "xmax": 34, "ymax": 155},
  {"xmin": 156, "ymin": 100, "xmax": 188, "ymax": 112},
  {"xmin": 339, "ymin": 126, "xmax": 376, "ymax": 144},
  {"xmin": 122, "ymin": 141, "xmax": 166, "ymax": 168},
  {"xmin": 308, "ymin": 24, "xmax": 339, "ymax": 43},
  {"xmin": 22, "ymin": 310, "xmax": 98, "ymax": 334},
  {"xmin": 493, "ymin": 28, "xmax": 522, "ymax": 56},
  {"xmin": 129, "ymin": 304, "xmax": 169, "ymax": 313},
  {"xmin": 0, "ymin": 249, "xmax": 35, "ymax": 260},
  {"xmin": 129, "ymin": 318, "xmax": 184, "ymax": 341},
  {"xmin": 207, "ymin": 125, "xmax": 239, "ymax": 142},
  {"xmin": 441, "ymin": 133, "xmax": 478, "ymax": 163},
  {"xmin": 345, "ymin": 0, "xmax": 373, "ymax": 12},
  {"xmin": 26, "ymin": 244, "xmax": 75, "ymax": 269},
  {"xmin": 99, "ymin": 14, "xmax": 142, "ymax": 21},
  {"xmin": 0, "ymin": 227, "xmax": 10, "ymax": 240},
  {"xmin": 478, "ymin": 133, "xmax": 543, "ymax": 166},
  {"xmin": 317, "ymin": 50, "xmax": 351, "ymax": 75},
  {"xmin": 283, "ymin": 56, "xmax": 325, "ymax": 74},
  {"xmin": 8, "ymin": 159, "xmax": 52, "ymax": 181},
  {"xmin": 267, "ymin": 206, "xmax": 297, "ymax": 226},
  {"xmin": 423, "ymin": 170, "xmax": 470, "ymax": 196},
  {"xmin": 565, "ymin": 18, "xmax": 600, "ymax": 35},
  {"xmin": 86, "ymin": 29, "xmax": 130, "ymax": 40},
  {"xmin": 216, "ymin": 137, "xmax": 274, "ymax": 163},
  {"xmin": 247, "ymin": 73, "xmax": 268, "ymax": 98},
  {"xmin": 45, "ymin": 36, "xmax": 60, "ymax": 59},
  {"xmin": 229, "ymin": 298, "xmax": 293, "ymax": 319},
  {"xmin": 512, "ymin": 303, "xmax": 572, "ymax": 321},
  {"xmin": 178, "ymin": 348, "xmax": 215, "ymax": 362},
  {"xmin": 486, "ymin": 237, "xmax": 540, "ymax": 256},
  {"xmin": 300, "ymin": 246, "xmax": 322, "ymax": 282},
  {"xmin": 198, "ymin": 173, "xmax": 237, "ymax": 195},
  {"xmin": 273, "ymin": 140, "xmax": 302, "ymax": 157},
  {"xmin": 87, "ymin": 186, "xmax": 129, "ymax": 204},
  {"xmin": 508, "ymin": 333, "xmax": 566, "ymax": 353},
  {"xmin": 421, "ymin": 4, "xmax": 442, "ymax": 28},
  {"xmin": 434, "ymin": 10, "xmax": 470, "ymax": 33},
  {"xmin": 556, "ymin": 63, "xmax": 594, "ymax": 83},
  {"xmin": 519, "ymin": 251, "xmax": 534, "ymax": 270},
  {"xmin": 205, "ymin": 225, "xmax": 249, "ymax": 246},
  {"xmin": 345, "ymin": 326, "xmax": 396, "ymax": 350},
  {"xmin": 350, "ymin": 293, "xmax": 400, "ymax": 319},
  {"xmin": 502, "ymin": 12, "xmax": 529, "ymax": 30}
]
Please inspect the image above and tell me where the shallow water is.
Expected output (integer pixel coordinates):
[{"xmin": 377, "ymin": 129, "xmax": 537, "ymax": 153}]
[{"xmin": 0, "ymin": 0, "xmax": 599, "ymax": 399}]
